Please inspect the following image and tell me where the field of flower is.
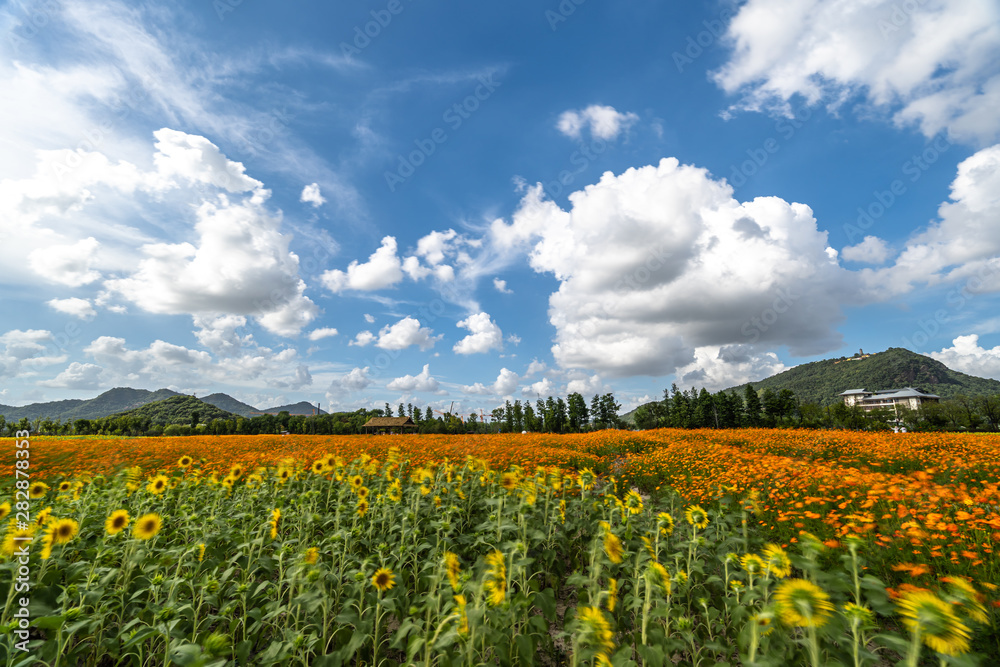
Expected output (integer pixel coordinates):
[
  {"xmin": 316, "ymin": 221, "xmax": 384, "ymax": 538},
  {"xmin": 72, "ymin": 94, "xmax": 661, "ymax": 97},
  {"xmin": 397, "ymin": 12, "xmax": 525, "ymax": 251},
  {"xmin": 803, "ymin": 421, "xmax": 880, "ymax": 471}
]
[{"xmin": 1, "ymin": 429, "xmax": 998, "ymax": 665}]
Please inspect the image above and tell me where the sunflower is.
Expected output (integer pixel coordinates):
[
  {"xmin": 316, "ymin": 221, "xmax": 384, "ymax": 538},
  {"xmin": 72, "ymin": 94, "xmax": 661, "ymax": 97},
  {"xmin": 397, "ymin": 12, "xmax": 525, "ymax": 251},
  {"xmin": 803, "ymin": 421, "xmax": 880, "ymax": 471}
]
[
  {"xmin": 1, "ymin": 524, "xmax": 36, "ymax": 558},
  {"xmin": 371, "ymin": 567, "xmax": 395, "ymax": 592},
  {"xmin": 197, "ymin": 543, "xmax": 206, "ymax": 562},
  {"xmin": 603, "ymin": 531, "xmax": 624, "ymax": 564},
  {"xmin": 941, "ymin": 577, "xmax": 988, "ymax": 624},
  {"xmin": 28, "ymin": 482, "xmax": 49, "ymax": 499},
  {"xmin": 763, "ymin": 543, "xmax": 792, "ymax": 579},
  {"xmin": 350, "ymin": 474, "xmax": 363, "ymax": 489},
  {"xmin": 606, "ymin": 578, "xmax": 618, "ymax": 612},
  {"xmin": 356, "ymin": 498, "xmax": 369, "ymax": 517},
  {"xmin": 106, "ymin": 509, "xmax": 130, "ymax": 535},
  {"xmin": 49, "ymin": 518, "xmax": 78, "ymax": 545},
  {"xmin": 58, "ymin": 481, "xmax": 73, "ymax": 493},
  {"xmin": 133, "ymin": 513, "xmax": 162, "ymax": 540},
  {"xmin": 896, "ymin": 589, "xmax": 971, "ymax": 656},
  {"xmin": 35, "ymin": 507, "xmax": 52, "ymax": 527},
  {"xmin": 577, "ymin": 606, "xmax": 614, "ymax": 660},
  {"xmin": 648, "ymin": 562, "xmax": 672, "ymax": 595},
  {"xmin": 454, "ymin": 595, "xmax": 469, "ymax": 635},
  {"xmin": 229, "ymin": 465, "xmax": 244, "ymax": 479},
  {"xmin": 444, "ymin": 552, "xmax": 461, "ymax": 591},
  {"xmin": 268, "ymin": 509, "xmax": 281, "ymax": 539},
  {"xmin": 774, "ymin": 579, "xmax": 834, "ymax": 629},
  {"xmin": 484, "ymin": 550, "xmax": 507, "ymax": 606},
  {"xmin": 841, "ymin": 602, "xmax": 875, "ymax": 630},
  {"xmin": 277, "ymin": 467, "xmax": 293, "ymax": 484},
  {"xmin": 741, "ymin": 553, "xmax": 765, "ymax": 576},
  {"xmin": 751, "ymin": 609, "xmax": 776, "ymax": 637},
  {"xmin": 304, "ymin": 547, "xmax": 319, "ymax": 565},
  {"xmin": 177, "ymin": 455, "xmax": 193, "ymax": 468},
  {"xmin": 684, "ymin": 505, "xmax": 709, "ymax": 530},
  {"xmin": 657, "ymin": 512, "xmax": 672, "ymax": 537},
  {"xmin": 356, "ymin": 486, "xmax": 370, "ymax": 499},
  {"xmin": 221, "ymin": 476, "xmax": 235, "ymax": 490},
  {"xmin": 311, "ymin": 460, "xmax": 326, "ymax": 475},
  {"xmin": 0, "ymin": 502, "xmax": 10, "ymax": 521},
  {"xmin": 146, "ymin": 475, "xmax": 169, "ymax": 495},
  {"xmin": 500, "ymin": 472, "xmax": 519, "ymax": 491},
  {"xmin": 623, "ymin": 490, "xmax": 643, "ymax": 515},
  {"xmin": 387, "ymin": 480, "xmax": 402, "ymax": 502}
]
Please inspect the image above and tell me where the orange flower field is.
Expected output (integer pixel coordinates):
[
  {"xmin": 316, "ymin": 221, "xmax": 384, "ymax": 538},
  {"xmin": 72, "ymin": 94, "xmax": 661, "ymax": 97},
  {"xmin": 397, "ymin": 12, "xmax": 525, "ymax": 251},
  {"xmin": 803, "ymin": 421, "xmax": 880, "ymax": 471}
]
[{"xmin": 26, "ymin": 427, "xmax": 1000, "ymax": 585}]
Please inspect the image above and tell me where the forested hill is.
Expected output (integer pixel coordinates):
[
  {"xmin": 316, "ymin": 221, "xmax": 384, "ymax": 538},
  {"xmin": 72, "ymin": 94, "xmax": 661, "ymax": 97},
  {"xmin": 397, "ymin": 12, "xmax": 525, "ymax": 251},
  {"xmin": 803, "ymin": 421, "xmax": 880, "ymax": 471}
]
[
  {"xmin": 109, "ymin": 395, "xmax": 239, "ymax": 426},
  {"xmin": 0, "ymin": 387, "xmax": 179, "ymax": 421},
  {"xmin": 733, "ymin": 347, "xmax": 1000, "ymax": 406}
]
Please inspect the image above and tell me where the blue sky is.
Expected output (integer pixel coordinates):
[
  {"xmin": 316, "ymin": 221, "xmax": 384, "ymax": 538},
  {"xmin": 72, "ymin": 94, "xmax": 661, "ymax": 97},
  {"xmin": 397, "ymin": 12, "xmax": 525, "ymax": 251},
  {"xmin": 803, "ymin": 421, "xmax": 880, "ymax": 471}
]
[{"xmin": 2, "ymin": 0, "xmax": 1000, "ymax": 414}]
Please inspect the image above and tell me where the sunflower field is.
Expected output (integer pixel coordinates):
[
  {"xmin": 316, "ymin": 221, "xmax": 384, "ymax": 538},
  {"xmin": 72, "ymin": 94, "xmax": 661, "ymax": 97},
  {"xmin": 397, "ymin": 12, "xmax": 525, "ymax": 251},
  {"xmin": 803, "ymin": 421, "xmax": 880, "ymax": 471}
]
[{"xmin": 1, "ymin": 429, "xmax": 998, "ymax": 665}]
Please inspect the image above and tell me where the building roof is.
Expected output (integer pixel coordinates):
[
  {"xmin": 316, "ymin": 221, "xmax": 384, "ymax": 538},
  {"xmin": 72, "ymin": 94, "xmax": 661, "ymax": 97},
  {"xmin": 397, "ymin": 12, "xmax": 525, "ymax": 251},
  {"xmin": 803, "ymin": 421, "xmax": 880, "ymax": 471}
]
[
  {"xmin": 839, "ymin": 389, "xmax": 868, "ymax": 395},
  {"xmin": 871, "ymin": 387, "xmax": 940, "ymax": 400},
  {"xmin": 362, "ymin": 416, "xmax": 416, "ymax": 427}
]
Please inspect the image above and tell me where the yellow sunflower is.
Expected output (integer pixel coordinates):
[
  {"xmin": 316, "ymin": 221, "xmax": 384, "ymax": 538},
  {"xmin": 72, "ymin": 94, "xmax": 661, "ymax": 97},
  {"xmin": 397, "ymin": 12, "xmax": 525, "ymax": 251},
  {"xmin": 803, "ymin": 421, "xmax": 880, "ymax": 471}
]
[
  {"xmin": 577, "ymin": 606, "xmax": 614, "ymax": 660},
  {"xmin": 28, "ymin": 482, "xmax": 49, "ymax": 499},
  {"xmin": 896, "ymin": 589, "xmax": 971, "ymax": 656},
  {"xmin": 105, "ymin": 510, "xmax": 130, "ymax": 535},
  {"xmin": 454, "ymin": 594, "xmax": 469, "ymax": 635},
  {"xmin": 774, "ymin": 579, "xmax": 834, "ymax": 629},
  {"xmin": 304, "ymin": 547, "xmax": 319, "ymax": 565},
  {"xmin": 684, "ymin": 505, "xmax": 709, "ymax": 530},
  {"xmin": 371, "ymin": 567, "xmax": 395, "ymax": 592},
  {"xmin": 0, "ymin": 502, "xmax": 10, "ymax": 521},
  {"xmin": 484, "ymin": 550, "xmax": 507, "ymax": 606},
  {"xmin": 58, "ymin": 481, "xmax": 73, "ymax": 493},
  {"xmin": 133, "ymin": 513, "xmax": 162, "ymax": 540},
  {"xmin": 444, "ymin": 552, "xmax": 461, "ymax": 591},
  {"xmin": 603, "ymin": 530, "xmax": 624, "ymax": 564},
  {"xmin": 268, "ymin": 508, "xmax": 281, "ymax": 539},
  {"xmin": 146, "ymin": 475, "xmax": 169, "ymax": 495},
  {"xmin": 177, "ymin": 455, "xmax": 193, "ymax": 468},
  {"xmin": 1, "ymin": 524, "xmax": 35, "ymax": 558},
  {"xmin": 648, "ymin": 562, "xmax": 672, "ymax": 595},
  {"xmin": 763, "ymin": 543, "xmax": 792, "ymax": 579}
]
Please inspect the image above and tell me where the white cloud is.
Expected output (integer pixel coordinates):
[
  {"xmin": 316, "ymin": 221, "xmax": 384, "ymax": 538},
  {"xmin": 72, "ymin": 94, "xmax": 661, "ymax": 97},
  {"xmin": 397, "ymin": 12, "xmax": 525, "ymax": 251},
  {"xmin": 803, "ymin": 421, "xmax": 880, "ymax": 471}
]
[
  {"xmin": 523, "ymin": 377, "xmax": 556, "ymax": 398},
  {"xmin": 842, "ymin": 236, "xmax": 891, "ymax": 264},
  {"xmin": 713, "ymin": 0, "xmax": 1000, "ymax": 144},
  {"xmin": 524, "ymin": 359, "xmax": 547, "ymax": 377},
  {"xmin": 46, "ymin": 297, "xmax": 96, "ymax": 320},
  {"xmin": 506, "ymin": 334, "xmax": 521, "ymax": 346},
  {"xmin": 321, "ymin": 236, "xmax": 404, "ymax": 292},
  {"xmin": 415, "ymin": 229, "xmax": 457, "ymax": 265},
  {"xmin": 364, "ymin": 313, "xmax": 376, "ymax": 323},
  {"xmin": 152, "ymin": 128, "xmax": 263, "ymax": 193},
  {"xmin": 376, "ymin": 317, "xmax": 442, "ymax": 351},
  {"xmin": 308, "ymin": 327, "xmax": 339, "ymax": 341},
  {"xmin": 453, "ymin": 312, "xmax": 503, "ymax": 355},
  {"xmin": 491, "ymin": 158, "xmax": 858, "ymax": 377},
  {"xmin": 929, "ymin": 334, "xmax": 1000, "ymax": 379},
  {"xmin": 676, "ymin": 345, "xmax": 787, "ymax": 391},
  {"xmin": 38, "ymin": 362, "xmax": 104, "ymax": 389},
  {"xmin": 105, "ymin": 193, "xmax": 318, "ymax": 336},
  {"xmin": 28, "ymin": 237, "xmax": 102, "ymax": 286},
  {"xmin": 462, "ymin": 367, "xmax": 520, "ymax": 396},
  {"xmin": 386, "ymin": 364, "xmax": 441, "ymax": 393},
  {"xmin": 0, "ymin": 330, "xmax": 66, "ymax": 378},
  {"xmin": 557, "ymin": 105, "xmax": 639, "ymax": 140},
  {"xmin": 566, "ymin": 373, "xmax": 603, "ymax": 396},
  {"xmin": 192, "ymin": 314, "xmax": 252, "ymax": 357},
  {"xmin": 350, "ymin": 331, "xmax": 376, "ymax": 347},
  {"xmin": 493, "ymin": 278, "xmax": 512, "ymax": 293},
  {"xmin": 338, "ymin": 366, "xmax": 374, "ymax": 392},
  {"xmin": 300, "ymin": 183, "xmax": 326, "ymax": 207},
  {"xmin": 861, "ymin": 144, "xmax": 1000, "ymax": 298}
]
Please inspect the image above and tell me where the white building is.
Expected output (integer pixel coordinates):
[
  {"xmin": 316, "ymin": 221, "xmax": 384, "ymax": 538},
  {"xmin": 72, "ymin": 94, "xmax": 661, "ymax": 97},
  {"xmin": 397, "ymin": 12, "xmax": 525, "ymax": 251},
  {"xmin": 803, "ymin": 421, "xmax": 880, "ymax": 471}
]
[{"xmin": 839, "ymin": 387, "xmax": 940, "ymax": 412}]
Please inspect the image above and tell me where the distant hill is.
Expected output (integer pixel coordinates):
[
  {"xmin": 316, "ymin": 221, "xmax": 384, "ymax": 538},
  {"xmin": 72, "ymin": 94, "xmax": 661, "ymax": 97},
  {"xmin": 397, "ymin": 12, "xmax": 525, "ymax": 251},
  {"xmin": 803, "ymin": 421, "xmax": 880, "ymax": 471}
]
[
  {"xmin": 0, "ymin": 387, "xmax": 179, "ymax": 421},
  {"xmin": 622, "ymin": 347, "xmax": 1000, "ymax": 422},
  {"xmin": 257, "ymin": 401, "xmax": 326, "ymax": 416},
  {"xmin": 200, "ymin": 393, "xmax": 259, "ymax": 418},
  {"xmin": 111, "ymin": 395, "xmax": 239, "ymax": 426},
  {"xmin": 735, "ymin": 347, "xmax": 1000, "ymax": 406}
]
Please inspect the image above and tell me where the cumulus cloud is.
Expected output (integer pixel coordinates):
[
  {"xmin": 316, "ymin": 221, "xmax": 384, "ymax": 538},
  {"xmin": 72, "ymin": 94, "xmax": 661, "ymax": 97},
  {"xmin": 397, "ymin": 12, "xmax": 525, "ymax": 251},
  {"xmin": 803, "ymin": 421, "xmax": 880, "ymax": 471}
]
[
  {"xmin": 300, "ymin": 183, "xmax": 326, "ymax": 207},
  {"xmin": 152, "ymin": 128, "xmax": 264, "ymax": 193},
  {"xmin": 337, "ymin": 366, "xmax": 374, "ymax": 392},
  {"xmin": 39, "ymin": 362, "xmax": 104, "ymax": 389},
  {"xmin": 462, "ymin": 367, "xmax": 520, "ymax": 396},
  {"xmin": 308, "ymin": 327, "xmax": 339, "ymax": 341},
  {"xmin": 557, "ymin": 105, "xmax": 639, "ymax": 140},
  {"xmin": 364, "ymin": 313, "xmax": 376, "ymax": 323},
  {"xmin": 321, "ymin": 236, "xmax": 404, "ymax": 292},
  {"xmin": 930, "ymin": 334, "xmax": 1000, "ymax": 379},
  {"xmin": 386, "ymin": 364, "xmax": 442, "ymax": 393},
  {"xmin": 0, "ymin": 329, "xmax": 66, "ymax": 378},
  {"xmin": 860, "ymin": 144, "xmax": 1000, "ymax": 298},
  {"xmin": 46, "ymin": 297, "xmax": 96, "ymax": 320},
  {"xmin": 192, "ymin": 314, "xmax": 252, "ymax": 357},
  {"xmin": 105, "ymin": 195, "xmax": 318, "ymax": 336},
  {"xmin": 490, "ymin": 158, "xmax": 858, "ymax": 377},
  {"xmin": 376, "ymin": 317, "xmax": 442, "ymax": 351},
  {"xmin": 28, "ymin": 237, "xmax": 102, "ymax": 286},
  {"xmin": 493, "ymin": 278, "xmax": 512, "ymax": 293},
  {"xmin": 675, "ymin": 345, "xmax": 787, "ymax": 390},
  {"xmin": 713, "ymin": 0, "xmax": 1000, "ymax": 144},
  {"xmin": 842, "ymin": 236, "xmax": 891, "ymax": 264},
  {"xmin": 350, "ymin": 331, "xmax": 376, "ymax": 347},
  {"xmin": 453, "ymin": 312, "xmax": 503, "ymax": 355}
]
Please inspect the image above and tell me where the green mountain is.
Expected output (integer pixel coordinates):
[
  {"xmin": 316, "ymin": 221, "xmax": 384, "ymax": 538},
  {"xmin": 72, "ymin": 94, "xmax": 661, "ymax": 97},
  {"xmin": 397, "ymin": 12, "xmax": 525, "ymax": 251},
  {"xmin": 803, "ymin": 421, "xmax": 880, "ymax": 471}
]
[
  {"xmin": 0, "ymin": 387, "xmax": 180, "ymax": 421},
  {"xmin": 110, "ymin": 395, "xmax": 239, "ymax": 426},
  {"xmin": 737, "ymin": 347, "xmax": 1000, "ymax": 406},
  {"xmin": 258, "ymin": 401, "xmax": 326, "ymax": 416},
  {"xmin": 200, "ymin": 393, "xmax": 259, "ymax": 418}
]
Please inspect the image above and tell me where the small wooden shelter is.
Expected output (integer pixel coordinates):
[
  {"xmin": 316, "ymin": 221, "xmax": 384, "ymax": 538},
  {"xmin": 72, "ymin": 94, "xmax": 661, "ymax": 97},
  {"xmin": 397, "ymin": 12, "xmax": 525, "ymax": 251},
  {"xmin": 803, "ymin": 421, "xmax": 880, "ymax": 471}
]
[{"xmin": 362, "ymin": 416, "xmax": 417, "ymax": 435}]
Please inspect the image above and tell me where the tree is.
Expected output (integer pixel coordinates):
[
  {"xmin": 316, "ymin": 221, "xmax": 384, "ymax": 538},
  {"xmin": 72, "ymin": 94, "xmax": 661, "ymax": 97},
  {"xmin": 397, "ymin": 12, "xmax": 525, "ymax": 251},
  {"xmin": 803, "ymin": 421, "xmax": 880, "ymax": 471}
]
[
  {"xmin": 425, "ymin": 406, "xmax": 434, "ymax": 423},
  {"xmin": 504, "ymin": 400, "xmax": 514, "ymax": 433},
  {"xmin": 512, "ymin": 400, "xmax": 524, "ymax": 432},
  {"xmin": 524, "ymin": 403, "xmax": 538, "ymax": 432},
  {"xmin": 398, "ymin": 403, "xmax": 406, "ymax": 418},
  {"xmin": 743, "ymin": 385, "xmax": 762, "ymax": 427},
  {"xmin": 977, "ymin": 394, "xmax": 1000, "ymax": 431},
  {"xmin": 567, "ymin": 392, "xmax": 589, "ymax": 431}
]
